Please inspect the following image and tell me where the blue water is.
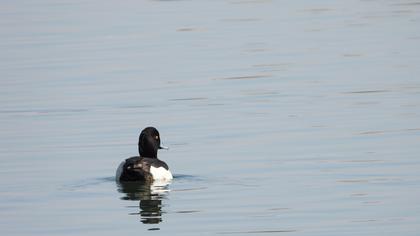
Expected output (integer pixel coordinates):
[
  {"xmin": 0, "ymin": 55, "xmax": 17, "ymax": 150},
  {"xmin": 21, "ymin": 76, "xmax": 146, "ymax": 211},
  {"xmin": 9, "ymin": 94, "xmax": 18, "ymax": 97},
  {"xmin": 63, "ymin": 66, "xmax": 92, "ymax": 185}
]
[{"xmin": 1, "ymin": 0, "xmax": 420, "ymax": 235}]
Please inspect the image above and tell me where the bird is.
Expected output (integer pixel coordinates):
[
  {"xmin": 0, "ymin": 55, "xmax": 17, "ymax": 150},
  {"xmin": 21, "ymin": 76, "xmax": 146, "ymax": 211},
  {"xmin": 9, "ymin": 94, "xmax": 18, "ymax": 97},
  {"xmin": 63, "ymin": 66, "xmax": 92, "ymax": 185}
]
[{"xmin": 116, "ymin": 127, "xmax": 173, "ymax": 182}]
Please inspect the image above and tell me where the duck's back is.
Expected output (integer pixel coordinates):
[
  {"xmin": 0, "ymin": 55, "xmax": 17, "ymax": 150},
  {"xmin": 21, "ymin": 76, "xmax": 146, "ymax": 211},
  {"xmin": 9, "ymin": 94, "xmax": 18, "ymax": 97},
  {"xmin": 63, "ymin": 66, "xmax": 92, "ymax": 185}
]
[{"xmin": 116, "ymin": 156, "xmax": 172, "ymax": 182}]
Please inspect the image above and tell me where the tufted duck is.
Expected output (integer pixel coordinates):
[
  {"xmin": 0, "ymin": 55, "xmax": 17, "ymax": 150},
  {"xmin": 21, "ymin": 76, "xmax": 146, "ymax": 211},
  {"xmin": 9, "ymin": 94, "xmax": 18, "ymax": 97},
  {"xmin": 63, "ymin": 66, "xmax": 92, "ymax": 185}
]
[{"xmin": 116, "ymin": 127, "xmax": 173, "ymax": 182}]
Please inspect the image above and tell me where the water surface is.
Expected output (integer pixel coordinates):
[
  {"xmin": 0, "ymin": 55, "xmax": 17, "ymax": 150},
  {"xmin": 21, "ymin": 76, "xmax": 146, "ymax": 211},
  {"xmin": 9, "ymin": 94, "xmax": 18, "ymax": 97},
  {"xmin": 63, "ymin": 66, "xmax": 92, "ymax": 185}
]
[{"xmin": 1, "ymin": 0, "xmax": 420, "ymax": 235}]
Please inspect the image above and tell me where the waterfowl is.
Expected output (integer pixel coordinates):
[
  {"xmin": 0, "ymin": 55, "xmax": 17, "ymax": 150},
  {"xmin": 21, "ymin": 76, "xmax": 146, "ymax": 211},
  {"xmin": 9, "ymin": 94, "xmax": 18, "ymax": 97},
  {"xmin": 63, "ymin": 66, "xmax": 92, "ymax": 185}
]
[{"xmin": 116, "ymin": 127, "xmax": 173, "ymax": 182}]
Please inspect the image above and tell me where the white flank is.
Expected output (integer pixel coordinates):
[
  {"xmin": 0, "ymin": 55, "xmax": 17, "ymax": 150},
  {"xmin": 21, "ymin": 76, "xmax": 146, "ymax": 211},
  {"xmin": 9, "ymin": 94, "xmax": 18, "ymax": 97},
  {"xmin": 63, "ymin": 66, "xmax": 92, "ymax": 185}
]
[
  {"xmin": 115, "ymin": 161, "xmax": 125, "ymax": 181},
  {"xmin": 150, "ymin": 166, "xmax": 173, "ymax": 181}
]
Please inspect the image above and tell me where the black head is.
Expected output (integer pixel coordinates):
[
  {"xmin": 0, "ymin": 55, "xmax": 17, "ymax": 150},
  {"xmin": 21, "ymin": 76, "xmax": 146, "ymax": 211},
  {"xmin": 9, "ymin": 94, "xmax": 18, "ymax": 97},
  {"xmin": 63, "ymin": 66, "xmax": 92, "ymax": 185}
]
[{"xmin": 138, "ymin": 127, "xmax": 167, "ymax": 158}]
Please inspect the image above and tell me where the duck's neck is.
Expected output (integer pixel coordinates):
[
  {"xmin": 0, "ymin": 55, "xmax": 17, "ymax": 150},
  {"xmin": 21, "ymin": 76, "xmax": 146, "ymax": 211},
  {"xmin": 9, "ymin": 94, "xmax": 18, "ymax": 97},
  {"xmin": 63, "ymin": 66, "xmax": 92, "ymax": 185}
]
[{"xmin": 139, "ymin": 148, "xmax": 157, "ymax": 158}]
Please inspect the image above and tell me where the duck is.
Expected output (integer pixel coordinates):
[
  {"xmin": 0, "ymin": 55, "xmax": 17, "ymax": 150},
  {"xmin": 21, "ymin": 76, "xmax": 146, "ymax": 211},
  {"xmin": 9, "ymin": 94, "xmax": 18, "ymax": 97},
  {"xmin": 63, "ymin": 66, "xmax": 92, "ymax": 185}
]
[{"xmin": 116, "ymin": 127, "xmax": 173, "ymax": 182}]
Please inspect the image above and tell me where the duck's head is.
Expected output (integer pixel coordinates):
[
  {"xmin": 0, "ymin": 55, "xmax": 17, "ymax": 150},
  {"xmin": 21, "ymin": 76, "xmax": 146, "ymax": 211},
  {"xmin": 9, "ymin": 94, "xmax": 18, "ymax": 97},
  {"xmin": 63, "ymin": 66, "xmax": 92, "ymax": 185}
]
[{"xmin": 138, "ymin": 127, "xmax": 168, "ymax": 158}]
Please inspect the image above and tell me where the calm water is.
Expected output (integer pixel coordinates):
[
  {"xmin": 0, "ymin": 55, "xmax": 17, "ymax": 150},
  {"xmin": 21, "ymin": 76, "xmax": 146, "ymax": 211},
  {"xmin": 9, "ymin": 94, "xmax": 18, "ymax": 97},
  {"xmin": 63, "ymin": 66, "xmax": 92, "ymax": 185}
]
[{"xmin": 1, "ymin": 0, "xmax": 420, "ymax": 235}]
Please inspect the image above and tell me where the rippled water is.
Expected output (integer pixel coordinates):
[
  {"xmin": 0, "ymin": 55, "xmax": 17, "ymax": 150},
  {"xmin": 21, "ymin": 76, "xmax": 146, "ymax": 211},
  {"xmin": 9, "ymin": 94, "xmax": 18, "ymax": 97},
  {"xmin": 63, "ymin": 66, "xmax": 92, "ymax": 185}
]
[{"xmin": 1, "ymin": 0, "xmax": 420, "ymax": 235}]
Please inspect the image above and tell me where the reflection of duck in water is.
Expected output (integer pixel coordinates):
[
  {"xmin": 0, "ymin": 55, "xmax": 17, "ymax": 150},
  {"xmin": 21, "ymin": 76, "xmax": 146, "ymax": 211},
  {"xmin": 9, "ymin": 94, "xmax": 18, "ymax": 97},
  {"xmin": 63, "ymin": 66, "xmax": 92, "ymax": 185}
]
[
  {"xmin": 117, "ymin": 181, "xmax": 170, "ymax": 224},
  {"xmin": 116, "ymin": 127, "xmax": 172, "ymax": 226},
  {"xmin": 116, "ymin": 127, "xmax": 173, "ymax": 182}
]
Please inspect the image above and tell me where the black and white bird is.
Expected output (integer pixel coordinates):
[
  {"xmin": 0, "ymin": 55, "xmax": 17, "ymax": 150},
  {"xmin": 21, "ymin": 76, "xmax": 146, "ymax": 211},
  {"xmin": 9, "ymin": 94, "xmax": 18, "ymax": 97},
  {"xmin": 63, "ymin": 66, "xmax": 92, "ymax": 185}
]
[{"xmin": 116, "ymin": 127, "xmax": 173, "ymax": 182}]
